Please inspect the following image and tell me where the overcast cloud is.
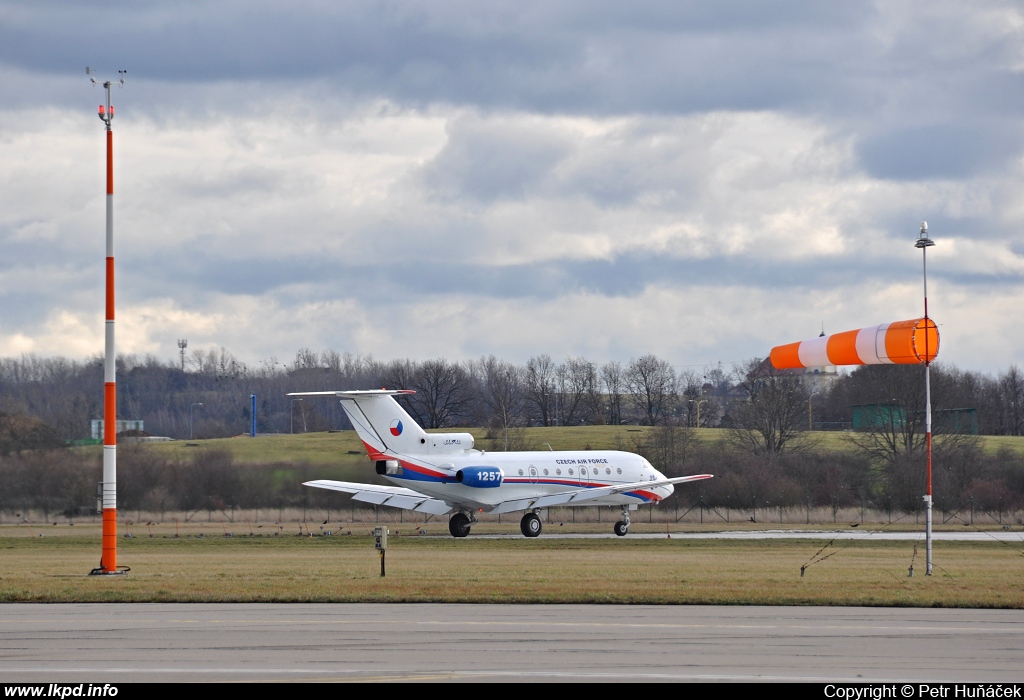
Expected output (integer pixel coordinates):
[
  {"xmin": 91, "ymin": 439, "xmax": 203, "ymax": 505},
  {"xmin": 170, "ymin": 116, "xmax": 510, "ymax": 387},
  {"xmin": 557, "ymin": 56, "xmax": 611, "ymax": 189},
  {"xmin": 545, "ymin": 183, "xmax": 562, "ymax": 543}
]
[{"xmin": 1, "ymin": 0, "xmax": 1023, "ymax": 373}]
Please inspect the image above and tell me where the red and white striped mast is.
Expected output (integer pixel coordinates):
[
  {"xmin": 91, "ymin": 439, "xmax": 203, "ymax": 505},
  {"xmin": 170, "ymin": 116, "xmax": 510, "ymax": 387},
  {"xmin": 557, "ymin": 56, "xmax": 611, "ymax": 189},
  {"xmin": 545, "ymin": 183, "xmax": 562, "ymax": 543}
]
[{"xmin": 89, "ymin": 67, "xmax": 127, "ymax": 575}]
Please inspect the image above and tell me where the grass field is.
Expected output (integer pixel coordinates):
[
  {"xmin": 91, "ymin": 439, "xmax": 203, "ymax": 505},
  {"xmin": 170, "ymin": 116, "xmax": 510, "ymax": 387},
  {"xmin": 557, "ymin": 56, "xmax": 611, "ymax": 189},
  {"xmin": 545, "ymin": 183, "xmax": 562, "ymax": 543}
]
[{"xmin": 2, "ymin": 523, "xmax": 1022, "ymax": 607}]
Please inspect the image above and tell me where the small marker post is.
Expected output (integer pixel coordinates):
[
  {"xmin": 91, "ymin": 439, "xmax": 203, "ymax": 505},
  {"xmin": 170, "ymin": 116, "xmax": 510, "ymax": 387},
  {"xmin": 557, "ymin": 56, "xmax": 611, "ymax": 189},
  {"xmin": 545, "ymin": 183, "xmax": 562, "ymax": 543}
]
[{"xmin": 374, "ymin": 526, "xmax": 388, "ymax": 577}]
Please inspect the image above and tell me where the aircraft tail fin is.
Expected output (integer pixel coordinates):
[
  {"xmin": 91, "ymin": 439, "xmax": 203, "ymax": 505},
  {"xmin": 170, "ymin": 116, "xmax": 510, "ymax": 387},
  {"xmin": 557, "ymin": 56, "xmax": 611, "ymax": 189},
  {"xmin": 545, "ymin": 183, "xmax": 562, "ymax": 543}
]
[{"xmin": 287, "ymin": 390, "xmax": 428, "ymax": 459}]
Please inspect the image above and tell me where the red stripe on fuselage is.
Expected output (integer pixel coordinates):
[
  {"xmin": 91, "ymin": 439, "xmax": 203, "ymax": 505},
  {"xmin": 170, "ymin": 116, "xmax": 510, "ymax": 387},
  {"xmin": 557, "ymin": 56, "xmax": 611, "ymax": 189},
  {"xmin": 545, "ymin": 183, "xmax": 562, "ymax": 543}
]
[{"xmin": 397, "ymin": 459, "xmax": 451, "ymax": 480}]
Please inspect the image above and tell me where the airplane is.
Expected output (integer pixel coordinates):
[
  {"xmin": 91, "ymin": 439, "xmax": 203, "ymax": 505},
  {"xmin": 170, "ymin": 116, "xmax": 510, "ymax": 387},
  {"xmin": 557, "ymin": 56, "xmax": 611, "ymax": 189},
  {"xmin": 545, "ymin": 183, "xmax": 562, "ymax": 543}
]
[{"xmin": 289, "ymin": 389, "xmax": 713, "ymax": 538}]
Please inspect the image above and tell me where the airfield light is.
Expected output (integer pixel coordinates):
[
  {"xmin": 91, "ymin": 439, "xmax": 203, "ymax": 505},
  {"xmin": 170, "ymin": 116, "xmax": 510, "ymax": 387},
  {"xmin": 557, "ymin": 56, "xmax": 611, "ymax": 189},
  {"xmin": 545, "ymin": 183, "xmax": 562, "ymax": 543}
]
[
  {"xmin": 190, "ymin": 403, "xmax": 204, "ymax": 440},
  {"xmin": 88, "ymin": 68, "xmax": 127, "ymax": 576}
]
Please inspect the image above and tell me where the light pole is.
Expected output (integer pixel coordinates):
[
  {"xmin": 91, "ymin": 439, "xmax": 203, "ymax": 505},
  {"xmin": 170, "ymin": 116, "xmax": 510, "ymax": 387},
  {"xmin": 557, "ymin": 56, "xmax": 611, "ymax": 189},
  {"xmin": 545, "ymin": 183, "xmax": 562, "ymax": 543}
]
[
  {"xmin": 190, "ymin": 403, "xmax": 203, "ymax": 440},
  {"xmin": 291, "ymin": 398, "xmax": 303, "ymax": 434},
  {"xmin": 808, "ymin": 390, "xmax": 817, "ymax": 431},
  {"xmin": 688, "ymin": 398, "xmax": 707, "ymax": 428},
  {"xmin": 916, "ymin": 221, "xmax": 935, "ymax": 576}
]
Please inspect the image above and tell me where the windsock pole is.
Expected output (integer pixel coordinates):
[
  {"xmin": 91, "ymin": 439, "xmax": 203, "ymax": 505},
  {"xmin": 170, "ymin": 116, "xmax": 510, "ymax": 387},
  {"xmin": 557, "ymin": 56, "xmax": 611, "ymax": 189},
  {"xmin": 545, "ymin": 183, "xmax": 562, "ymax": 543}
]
[
  {"xmin": 917, "ymin": 222, "xmax": 935, "ymax": 576},
  {"xmin": 768, "ymin": 224, "xmax": 940, "ymax": 576},
  {"xmin": 90, "ymin": 69, "xmax": 127, "ymax": 575}
]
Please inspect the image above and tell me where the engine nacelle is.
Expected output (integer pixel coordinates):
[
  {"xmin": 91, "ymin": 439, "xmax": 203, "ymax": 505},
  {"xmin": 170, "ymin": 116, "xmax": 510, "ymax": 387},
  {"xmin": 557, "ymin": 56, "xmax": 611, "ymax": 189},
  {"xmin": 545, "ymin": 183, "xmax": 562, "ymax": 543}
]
[
  {"xmin": 455, "ymin": 466, "xmax": 503, "ymax": 488},
  {"xmin": 375, "ymin": 459, "xmax": 401, "ymax": 475}
]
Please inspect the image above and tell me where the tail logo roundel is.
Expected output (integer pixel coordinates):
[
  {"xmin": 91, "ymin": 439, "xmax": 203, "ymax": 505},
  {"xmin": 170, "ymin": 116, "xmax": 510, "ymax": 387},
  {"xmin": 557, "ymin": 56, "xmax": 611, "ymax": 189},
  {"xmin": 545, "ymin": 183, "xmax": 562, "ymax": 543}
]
[{"xmin": 390, "ymin": 419, "xmax": 403, "ymax": 436}]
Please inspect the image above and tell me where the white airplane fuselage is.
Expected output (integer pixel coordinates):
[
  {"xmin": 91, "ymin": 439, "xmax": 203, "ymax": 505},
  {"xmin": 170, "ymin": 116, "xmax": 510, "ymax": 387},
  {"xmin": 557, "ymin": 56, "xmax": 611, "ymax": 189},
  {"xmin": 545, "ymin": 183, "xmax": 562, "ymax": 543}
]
[{"xmin": 379, "ymin": 448, "xmax": 674, "ymax": 512}]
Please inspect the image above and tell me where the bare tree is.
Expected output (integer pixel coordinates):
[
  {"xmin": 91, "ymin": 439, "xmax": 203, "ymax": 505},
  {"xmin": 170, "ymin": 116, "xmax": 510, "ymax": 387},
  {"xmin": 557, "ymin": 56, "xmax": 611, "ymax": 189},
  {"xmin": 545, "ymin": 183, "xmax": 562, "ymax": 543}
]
[
  {"xmin": 843, "ymin": 364, "xmax": 976, "ymax": 466},
  {"xmin": 998, "ymin": 365, "xmax": 1024, "ymax": 436},
  {"xmin": 601, "ymin": 361, "xmax": 625, "ymax": 425},
  {"xmin": 730, "ymin": 358, "xmax": 808, "ymax": 456},
  {"xmin": 555, "ymin": 356, "xmax": 599, "ymax": 425},
  {"xmin": 636, "ymin": 424, "xmax": 695, "ymax": 475},
  {"xmin": 474, "ymin": 356, "xmax": 526, "ymax": 450},
  {"xmin": 524, "ymin": 355, "xmax": 557, "ymax": 426},
  {"xmin": 374, "ymin": 359, "xmax": 424, "ymax": 424},
  {"xmin": 678, "ymin": 369, "xmax": 704, "ymax": 427},
  {"xmin": 373, "ymin": 358, "xmax": 474, "ymax": 428},
  {"xmin": 411, "ymin": 359, "xmax": 475, "ymax": 429},
  {"xmin": 625, "ymin": 355, "xmax": 677, "ymax": 426}
]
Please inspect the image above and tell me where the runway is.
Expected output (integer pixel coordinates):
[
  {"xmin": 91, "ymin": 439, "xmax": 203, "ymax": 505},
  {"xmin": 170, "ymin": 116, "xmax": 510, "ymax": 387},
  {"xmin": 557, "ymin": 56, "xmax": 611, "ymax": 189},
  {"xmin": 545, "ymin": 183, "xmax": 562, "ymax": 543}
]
[{"xmin": 2, "ymin": 603, "xmax": 1022, "ymax": 682}]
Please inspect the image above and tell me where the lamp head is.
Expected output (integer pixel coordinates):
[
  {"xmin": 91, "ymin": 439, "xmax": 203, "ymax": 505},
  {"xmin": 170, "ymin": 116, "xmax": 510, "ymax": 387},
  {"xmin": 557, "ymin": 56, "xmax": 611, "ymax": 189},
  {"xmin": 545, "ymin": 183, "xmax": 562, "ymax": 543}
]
[{"xmin": 915, "ymin": 220, "xmax": 934, "ymax": 248}]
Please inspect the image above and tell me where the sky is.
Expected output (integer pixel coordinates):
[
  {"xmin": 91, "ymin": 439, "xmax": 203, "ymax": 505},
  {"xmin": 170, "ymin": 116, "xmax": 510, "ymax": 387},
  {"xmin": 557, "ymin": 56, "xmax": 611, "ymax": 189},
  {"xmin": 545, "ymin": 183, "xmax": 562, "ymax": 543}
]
[{"xmin": 1, "ymin": 0, "xmax": 1023, "ymax": 375}]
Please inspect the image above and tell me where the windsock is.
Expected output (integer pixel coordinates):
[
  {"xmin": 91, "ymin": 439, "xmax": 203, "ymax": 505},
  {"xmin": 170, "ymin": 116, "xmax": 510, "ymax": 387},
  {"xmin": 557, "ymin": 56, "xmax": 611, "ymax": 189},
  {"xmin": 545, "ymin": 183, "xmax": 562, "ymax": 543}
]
[{"xmin": 770, "ymin": 318, "xmax": 938, "ymax": 369}]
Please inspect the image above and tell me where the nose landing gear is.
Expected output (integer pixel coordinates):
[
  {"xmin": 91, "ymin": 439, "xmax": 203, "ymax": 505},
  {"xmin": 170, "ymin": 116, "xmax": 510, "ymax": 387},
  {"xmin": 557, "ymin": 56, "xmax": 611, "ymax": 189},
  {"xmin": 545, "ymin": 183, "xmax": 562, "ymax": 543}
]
[{"xmin": 613, "ymin": 507, "xmax": 631, "ymax": 536}]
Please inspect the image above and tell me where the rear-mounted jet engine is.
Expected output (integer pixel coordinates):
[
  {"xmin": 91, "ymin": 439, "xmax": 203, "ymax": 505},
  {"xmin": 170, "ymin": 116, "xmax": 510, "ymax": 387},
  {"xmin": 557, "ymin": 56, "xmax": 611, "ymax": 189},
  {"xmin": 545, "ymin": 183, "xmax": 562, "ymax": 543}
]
[{"xmin": 456, "ymin": 466, "xmax": 503, "ymax": 488}]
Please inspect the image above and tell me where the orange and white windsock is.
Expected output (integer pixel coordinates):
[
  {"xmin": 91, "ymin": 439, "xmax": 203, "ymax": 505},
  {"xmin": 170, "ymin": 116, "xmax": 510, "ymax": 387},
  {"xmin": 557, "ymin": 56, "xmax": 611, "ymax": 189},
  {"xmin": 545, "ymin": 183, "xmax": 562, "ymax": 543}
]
[{"xmin": 770, "ymin": 318, "xmax": 939, "ymax": 369}]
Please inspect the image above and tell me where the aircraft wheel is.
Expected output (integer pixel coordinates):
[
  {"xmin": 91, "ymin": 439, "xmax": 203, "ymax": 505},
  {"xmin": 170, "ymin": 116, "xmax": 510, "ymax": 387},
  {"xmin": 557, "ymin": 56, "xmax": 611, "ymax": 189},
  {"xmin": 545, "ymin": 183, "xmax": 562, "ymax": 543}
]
[
  {"xmin": 614, "ymin": 521, "xmax": 629, "ymax": 537},
  {"xmin": 520, "ymin": 512, "xmax": 542, "ymax": 538},
  {"xmin": 449, "ymin": 513, "xmax": 471, "ymax": 538}
]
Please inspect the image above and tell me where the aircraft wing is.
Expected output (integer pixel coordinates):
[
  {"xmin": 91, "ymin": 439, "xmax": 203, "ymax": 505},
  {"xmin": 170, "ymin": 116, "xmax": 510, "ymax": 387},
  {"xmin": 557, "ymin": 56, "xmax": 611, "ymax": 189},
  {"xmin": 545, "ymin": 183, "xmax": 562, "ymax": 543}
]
[
  {"xmin": 489, "ymin": 474, "xmax": 713, "ymax": 514},
  {"xmin": 303, "ymin": 480, "xmax": 453, "ymax": 516}
]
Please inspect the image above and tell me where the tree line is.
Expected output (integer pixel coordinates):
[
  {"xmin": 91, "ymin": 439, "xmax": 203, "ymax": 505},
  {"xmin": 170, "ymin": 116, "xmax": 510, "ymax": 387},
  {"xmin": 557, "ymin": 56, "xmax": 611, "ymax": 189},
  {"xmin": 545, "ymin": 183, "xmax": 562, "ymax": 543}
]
[{"xmin": 1, "ymin": 348, "xmax": 1023, "ymax": 439}]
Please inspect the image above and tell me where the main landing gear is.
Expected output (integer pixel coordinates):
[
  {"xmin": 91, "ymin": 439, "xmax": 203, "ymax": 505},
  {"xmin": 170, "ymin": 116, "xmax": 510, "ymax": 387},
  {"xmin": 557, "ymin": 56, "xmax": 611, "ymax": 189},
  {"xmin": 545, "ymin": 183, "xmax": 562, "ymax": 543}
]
[
  {"xmin": 449, "ymin": 512, "xmax": 475, "ymax": 538},
  {"xmin": 614, "ymin": 507, "xmax": 631, "ymax": 537},
  {"xmin": 520, "ymin": 511, "xmax": 542, "ymax": 538}
]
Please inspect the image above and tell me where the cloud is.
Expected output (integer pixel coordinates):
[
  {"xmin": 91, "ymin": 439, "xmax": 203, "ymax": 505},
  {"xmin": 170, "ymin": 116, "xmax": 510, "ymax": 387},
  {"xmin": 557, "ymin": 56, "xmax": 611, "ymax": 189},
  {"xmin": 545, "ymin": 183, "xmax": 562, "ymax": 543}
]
[
  {"xmin": 1, "ymin": 1, "xmax": 1024, "ymax": 375},
  {"xmin": 857, "ymin": 123, "xmax": 1023, "ymax": 180}
]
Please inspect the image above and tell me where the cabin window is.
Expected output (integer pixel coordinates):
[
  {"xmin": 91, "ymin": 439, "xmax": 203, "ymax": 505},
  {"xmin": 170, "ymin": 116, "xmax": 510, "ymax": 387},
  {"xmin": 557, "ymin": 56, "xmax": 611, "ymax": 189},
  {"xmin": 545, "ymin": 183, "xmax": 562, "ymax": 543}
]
[
  {"xmin": 543, "ymin": 468, "xmax": 549, "ymax": 476},
  {"xmin": 616, "ymin": 468, "xmax": 622, "ymax": 475},
  {"xmin": 556, "ymin": 468, "xmax": 561, "ymax": 475},
  {"xmin": 606, "ymin": 467, "xmax": 611, "ymax": 475},
  {"xmin": 568, "ymin": 468, "xmax": 574, "ymax": 475},
  {"xmin": 518, "ymin": 469, "xmax": 524, "ymax": 476}
]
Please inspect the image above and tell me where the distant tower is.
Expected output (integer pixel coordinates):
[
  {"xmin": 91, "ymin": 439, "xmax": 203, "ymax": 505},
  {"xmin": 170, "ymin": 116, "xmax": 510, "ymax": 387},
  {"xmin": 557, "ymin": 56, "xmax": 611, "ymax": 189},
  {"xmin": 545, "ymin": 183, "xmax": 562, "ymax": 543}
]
[{"xmin": 178, "ymin": 339, "xmax": 187, "ymax": 372}]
